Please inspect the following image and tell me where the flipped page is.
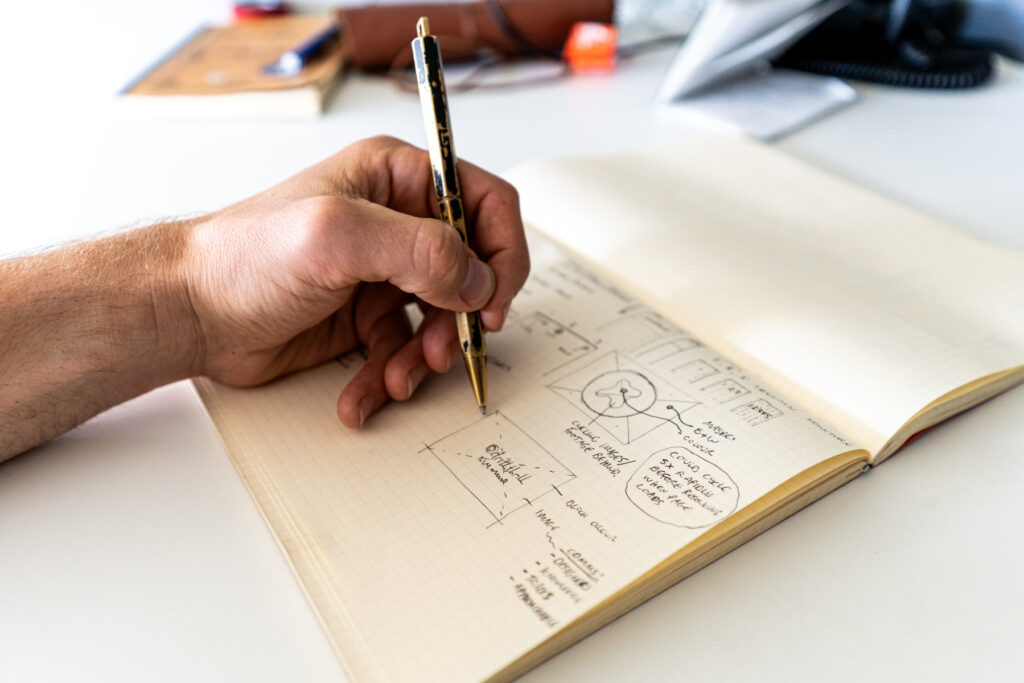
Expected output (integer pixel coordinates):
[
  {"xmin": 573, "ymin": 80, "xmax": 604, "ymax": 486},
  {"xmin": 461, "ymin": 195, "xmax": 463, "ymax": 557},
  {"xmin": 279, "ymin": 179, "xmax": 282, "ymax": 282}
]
[
  {"xmin": 505, "ymin": 134, "xmax": 1024, "ymax": 462},
  {"xmin": 195, "ymin": 233, "xmax": 864, "ymax": 682}
]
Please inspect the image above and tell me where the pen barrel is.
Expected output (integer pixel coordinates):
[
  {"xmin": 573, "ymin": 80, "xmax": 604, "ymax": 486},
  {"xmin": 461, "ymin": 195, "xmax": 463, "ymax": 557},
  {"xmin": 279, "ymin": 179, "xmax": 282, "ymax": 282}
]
[
  {"xmin": 442, "ymin": 196, "xmax": 486, "ymax": 357},
  {"xmin": 460, "ymin": 331, "xmax": 488, "ymax": 408},
  {"xmin": 413, "ymin": 21, "xmax": 487, "ymax": 409},
  {"xmin": 456, "ymin": 311, "xmax": 486, "ymax": 357},
  {"xmin": 438, "ymin": 196, "xmax": 469, "ymax": 243},
  {"xmin": 412, "ymin": 33, "xmax": 462, "ymax": 201}
]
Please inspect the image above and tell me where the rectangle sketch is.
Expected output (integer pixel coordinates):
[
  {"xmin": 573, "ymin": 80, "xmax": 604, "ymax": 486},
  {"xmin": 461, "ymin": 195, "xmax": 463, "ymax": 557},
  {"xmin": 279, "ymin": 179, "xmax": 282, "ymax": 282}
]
[
  {"xmin": 423, "ymin": 412, "xmax": 576, "ymax": 525},
  {"xmin": 708, "ymin": 355, "xmax": 744, "ymax": 375},
  {"xmin": 673, "ymin": 359, "xmax": 719, "ymax": 383},
  {"xmin": 731, "ymin": 398, "xmax": 784, "ymax": 426},
  {"xmin": 595, "ymin": 310, "xmax": 680, "ymax": 352},
  {"xmin": 513, "ymin": 311, "xmax": 599, "ymax": 376},
  {"xmin": 635, "ymin": 336, "xmax": 699, "ymax": 365},
  {"xmin": 702, "ymin": 379, "xmax": 750, "ymax": 404}
]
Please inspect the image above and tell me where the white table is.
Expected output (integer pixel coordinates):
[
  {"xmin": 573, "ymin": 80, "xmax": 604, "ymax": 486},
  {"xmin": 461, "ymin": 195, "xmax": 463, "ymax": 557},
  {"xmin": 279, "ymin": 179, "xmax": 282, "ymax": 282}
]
[{"xmin": 2, "ymin": 3, "xmax": 1022, "ymax": 681}]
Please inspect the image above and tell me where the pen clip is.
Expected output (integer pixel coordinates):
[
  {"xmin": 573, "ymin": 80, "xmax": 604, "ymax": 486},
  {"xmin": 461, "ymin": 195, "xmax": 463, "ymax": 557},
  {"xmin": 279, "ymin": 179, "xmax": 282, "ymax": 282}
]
[{"xmin": 411, "ymin": 17, "xmax": 463, "ymax": 203}]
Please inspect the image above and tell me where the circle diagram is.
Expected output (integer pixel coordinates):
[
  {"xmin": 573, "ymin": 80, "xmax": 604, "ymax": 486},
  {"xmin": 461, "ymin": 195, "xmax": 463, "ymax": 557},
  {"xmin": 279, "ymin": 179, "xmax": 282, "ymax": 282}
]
[{"xmin": 581, "ymin": 370, "xmax": 657, "ymax": 418}]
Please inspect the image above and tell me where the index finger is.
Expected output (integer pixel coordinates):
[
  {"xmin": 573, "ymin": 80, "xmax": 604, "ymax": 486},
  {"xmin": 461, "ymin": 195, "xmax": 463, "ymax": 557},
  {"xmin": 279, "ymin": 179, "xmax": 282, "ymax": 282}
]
[
  {"xmin": 456, "ymin": 158, "xmax": 530, "ymax": 331},
  {"xmin": 332, "ymin": 137, "xmax": 530, "ymax": 330}
]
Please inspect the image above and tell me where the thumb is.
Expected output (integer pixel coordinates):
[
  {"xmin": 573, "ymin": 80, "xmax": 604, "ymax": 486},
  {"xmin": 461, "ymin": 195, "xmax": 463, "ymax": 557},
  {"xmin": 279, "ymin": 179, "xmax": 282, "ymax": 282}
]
[{"xmin": 337, "ymin": 199, "xmax": 495, "ymax": 311}]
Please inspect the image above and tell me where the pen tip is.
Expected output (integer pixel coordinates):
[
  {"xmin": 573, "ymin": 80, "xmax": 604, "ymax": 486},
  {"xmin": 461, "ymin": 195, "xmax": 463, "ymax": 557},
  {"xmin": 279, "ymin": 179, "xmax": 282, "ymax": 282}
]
[
  {"xmin": 417, "ymin": 17, "xmax": 430, "ymax": 37},
  {"xmin": 480, "ymin": 405, "xmax": 487, "ymax": 415}
]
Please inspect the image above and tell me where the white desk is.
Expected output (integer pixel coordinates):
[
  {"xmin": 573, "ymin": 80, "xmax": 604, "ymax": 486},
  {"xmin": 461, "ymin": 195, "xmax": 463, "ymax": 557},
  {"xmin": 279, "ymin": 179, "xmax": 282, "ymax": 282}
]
[{"xmin": 2, "ymin": 3, "xmax": 1023, "ymax": 681}]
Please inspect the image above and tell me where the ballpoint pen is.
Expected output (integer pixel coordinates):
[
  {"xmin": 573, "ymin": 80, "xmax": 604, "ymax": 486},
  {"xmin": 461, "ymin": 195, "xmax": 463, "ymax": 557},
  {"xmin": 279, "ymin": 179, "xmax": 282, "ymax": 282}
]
[
  {"xmin": 264, "ymin": 22, "xmax": 340, "ymax": 77},
  {"xmin": 411, "ymin": 16, "xmax": 488, "ymax": 414}
]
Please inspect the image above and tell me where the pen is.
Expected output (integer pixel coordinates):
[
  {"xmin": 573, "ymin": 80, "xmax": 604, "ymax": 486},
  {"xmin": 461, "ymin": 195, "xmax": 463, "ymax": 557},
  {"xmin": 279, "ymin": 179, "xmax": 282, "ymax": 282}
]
[
  {"xmin": 264, "ymin": 22, "xmax": 340, "ymax": 77},
  {"xmin": 411, "ymin": 16, "xmax": 488, "ymax": 414}
]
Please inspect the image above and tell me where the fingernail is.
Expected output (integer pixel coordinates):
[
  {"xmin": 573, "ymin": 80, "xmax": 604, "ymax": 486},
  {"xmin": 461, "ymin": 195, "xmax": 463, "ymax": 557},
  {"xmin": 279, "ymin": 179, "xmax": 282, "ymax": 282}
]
[
  {"xmin": 460, "ymin": 257, "xmax": 495, "ymax": 308},
  {"xmin": 445, "ymin": 343, "xmax": 460, "ymax": 371},
  {"xmin": 481, "ymin": 309, "xmax": 498, "ymax": 331},
  {"xmin": 481, "ymin": 300, "xmax": 512, "ymax": 331},
  {"xmin": 407, "ymin": 364, "xmax": 429, "ymax": 399},
  {"xmin": 358, "ymin": 395, "xmax": 375, "ymax": 426}
]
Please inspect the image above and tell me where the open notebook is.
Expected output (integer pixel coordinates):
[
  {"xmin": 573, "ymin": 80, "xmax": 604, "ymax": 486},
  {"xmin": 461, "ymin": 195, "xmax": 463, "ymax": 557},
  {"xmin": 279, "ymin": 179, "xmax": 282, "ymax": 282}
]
[{"xmin": 195, "ymin": 134, "xmax": 1024, "ymax": 682}]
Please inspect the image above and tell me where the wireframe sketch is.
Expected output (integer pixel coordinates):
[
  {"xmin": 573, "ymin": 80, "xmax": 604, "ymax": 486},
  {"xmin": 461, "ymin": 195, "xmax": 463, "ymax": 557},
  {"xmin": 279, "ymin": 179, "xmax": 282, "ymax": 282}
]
[
  {"xmin": 596, "ymin": 309, "xmax": 682, "ymax": 351},
  {"xmin": 634, "ymin": 336, "xmax": 699, "ymax": 364},
  {"xmin": 548, "ymin": 352, "xmax": 700, "ymax": 445},
  {"xmin": 732, "ymin": 398, "xmax": 784, "ymax": 426},
  {"xmin": 673, "ymin": 359, "xmax": 720, "ymax": 383},
  {"xmin": 702, "ymin": 378, "xmax": 751, "ymax": 403},
  {"xmin": 423, "ymin": 412, "xmax": 576, "ymax": 525},
  {"xmin": 512, "ymin": 311, "xmax": 599, "ymax": 375}
]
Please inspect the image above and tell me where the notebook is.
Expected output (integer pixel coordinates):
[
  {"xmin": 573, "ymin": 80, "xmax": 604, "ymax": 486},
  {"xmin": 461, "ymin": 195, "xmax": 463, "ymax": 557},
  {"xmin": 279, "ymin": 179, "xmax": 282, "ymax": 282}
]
[
  {"xmin": 194, "ymin": 133, "xmax": 1024, "ymax": 681},
  {"xmin": 117, "ymin": 15, "xmax": 346, "ymax": 121}
]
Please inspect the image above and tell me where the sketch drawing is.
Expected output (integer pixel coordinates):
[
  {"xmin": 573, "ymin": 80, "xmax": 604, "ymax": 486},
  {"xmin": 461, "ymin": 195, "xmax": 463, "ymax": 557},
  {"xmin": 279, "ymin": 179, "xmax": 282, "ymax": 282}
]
[
  {"xmin": 596, "ymin": 310, "xmax": 680, "ymax": 351},
  {"xmin": 702, "ymin": 378, "xmax": 751, "ymax": 403},
  {"xmin": 634, "ymin": 336, "xmax": 699, "ymax": 364},
  {"xmin": 548, "ymin": 352, "xmax": 700, "ymax": 445},
  {"xmin": 512, "ymin": 311, "xmax": 599, "ymax": 376},
  {"xmin": 732, "ymin": 398, "xmax": 784, "ymax": 426},
  {"xmin": 673, "ymin": 359, "xmax": 720, "ymax": 383},
  {"xmin": 423, "ymin": 412, "xmax": 576, "ymax": 526}
]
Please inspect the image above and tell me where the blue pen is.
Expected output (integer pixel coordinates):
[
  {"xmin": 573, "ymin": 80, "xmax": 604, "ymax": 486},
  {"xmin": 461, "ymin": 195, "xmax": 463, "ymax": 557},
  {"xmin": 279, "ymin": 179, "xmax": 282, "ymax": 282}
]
[{"xmin": 264, "ymin": 23, "xmax": 340, "ymax": 77}]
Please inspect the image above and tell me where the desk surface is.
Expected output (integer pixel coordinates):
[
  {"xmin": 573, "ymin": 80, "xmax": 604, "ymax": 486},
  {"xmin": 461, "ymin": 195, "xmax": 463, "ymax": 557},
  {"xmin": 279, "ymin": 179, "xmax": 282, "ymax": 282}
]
[{"xmin": 2, "ymin": 2, "xmax": 1023, "ymax": 681}]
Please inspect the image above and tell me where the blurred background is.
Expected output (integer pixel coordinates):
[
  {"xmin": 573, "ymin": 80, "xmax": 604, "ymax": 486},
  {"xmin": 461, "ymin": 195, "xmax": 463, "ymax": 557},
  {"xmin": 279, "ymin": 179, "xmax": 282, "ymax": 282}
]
[{"xmin": 3, "ymin": 0, "xmax": 1022, "ymax": 260}]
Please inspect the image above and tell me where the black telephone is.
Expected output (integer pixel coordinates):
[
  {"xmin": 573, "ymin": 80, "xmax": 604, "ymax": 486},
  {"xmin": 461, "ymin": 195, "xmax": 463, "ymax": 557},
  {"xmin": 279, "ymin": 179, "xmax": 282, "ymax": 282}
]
[{"xmin": 774, "ymin": 0, "xmax": 1024, "ymax": 88}]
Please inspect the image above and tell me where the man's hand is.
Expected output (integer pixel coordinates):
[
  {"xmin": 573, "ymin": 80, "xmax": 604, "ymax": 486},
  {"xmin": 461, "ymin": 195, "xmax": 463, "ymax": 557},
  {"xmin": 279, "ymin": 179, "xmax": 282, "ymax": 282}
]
[
  {"xmin": 184, "ymin": 136, "xmax": 529, "ymax": 426},
  {"xmin": 0, "ymin": 137, "xmax": 529, "ymax": 461}
]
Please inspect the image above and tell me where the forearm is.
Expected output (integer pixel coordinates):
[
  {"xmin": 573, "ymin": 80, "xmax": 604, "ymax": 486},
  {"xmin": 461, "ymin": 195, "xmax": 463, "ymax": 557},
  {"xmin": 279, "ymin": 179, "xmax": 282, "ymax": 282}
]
[{"xmin": 0, "ymin": 222, "xmax": 200, "ymax": 461}]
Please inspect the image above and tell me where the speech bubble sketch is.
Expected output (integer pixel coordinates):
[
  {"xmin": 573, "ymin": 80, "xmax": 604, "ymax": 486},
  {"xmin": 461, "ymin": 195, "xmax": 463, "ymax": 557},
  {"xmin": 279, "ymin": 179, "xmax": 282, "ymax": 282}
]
[{"xmin": 626, "ymin": 446, "xmax": 740, "ymax": 529}]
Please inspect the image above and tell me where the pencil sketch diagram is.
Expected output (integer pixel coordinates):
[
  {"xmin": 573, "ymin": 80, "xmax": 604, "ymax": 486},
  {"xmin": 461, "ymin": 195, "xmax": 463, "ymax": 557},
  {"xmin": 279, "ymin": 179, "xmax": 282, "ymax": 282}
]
[
  {"xmin": 511, "ymin": 311, "xmax": 600, "ymax": 376},
  {"xmin": 732, "ymin": 398, "xmax": 784, "ymax": 426},
  {"xmin": 702, "ymin": 378, "xmax": 751, "ymax": 404},
  {"xmin": 633, "ymin": 334, "xmax": 700, "ymax": 362},
  {"xmin": 675, "ymin": 359, "xmax": 719, "ymax": 383},
  {"xmin": 423, "ymin": 412, "xmax": 576, "ymax": 526},
  {"xmin": 548, "ymin": 352, "xmax": 700, "ymax": 445},
  {"xmin": 631, "ymin": 335, "xmax": 731, "ymax": 387},
  {"xmin": 595, "ymin": 307, "xmax": 681, "ymax": 351}
]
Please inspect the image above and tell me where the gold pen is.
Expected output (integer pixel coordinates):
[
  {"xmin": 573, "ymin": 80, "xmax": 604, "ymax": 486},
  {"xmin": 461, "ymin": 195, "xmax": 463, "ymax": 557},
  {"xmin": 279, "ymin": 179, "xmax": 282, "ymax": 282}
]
[{"xmin": 411, "ymin": 17, "xmax": 488, "ymax": 414}]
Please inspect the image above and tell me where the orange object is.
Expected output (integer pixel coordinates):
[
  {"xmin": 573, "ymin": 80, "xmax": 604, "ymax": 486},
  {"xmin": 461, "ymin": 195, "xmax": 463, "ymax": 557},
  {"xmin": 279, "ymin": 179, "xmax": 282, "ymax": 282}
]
[
  {"xmin": 562, "ymin": 21, "xmax": 617, "ymax": 72},
  {"xmin": 233, "ymin": 2, "xmax": 290, "ymax": 20}
]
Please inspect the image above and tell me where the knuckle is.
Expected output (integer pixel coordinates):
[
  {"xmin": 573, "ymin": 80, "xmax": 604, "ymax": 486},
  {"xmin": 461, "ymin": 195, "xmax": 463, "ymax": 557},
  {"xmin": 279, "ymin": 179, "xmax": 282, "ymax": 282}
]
[
  {"xmin": 288, "ymin": 197, "xmax": 352, "ymax": 284},
  {"xmin": 298, "ymin": 196, "xmax": 348, "ymax": 241},
  {"xmin": 358, "ymin": 135, "xmax": 402, "ymax": 154},
  {"xmin": 487, "ymin": 178, "xmax": 521, "ymax": 216},
  {"xmin": 501, "ymin": 180, "xmax": 521, "ymax": 208}
]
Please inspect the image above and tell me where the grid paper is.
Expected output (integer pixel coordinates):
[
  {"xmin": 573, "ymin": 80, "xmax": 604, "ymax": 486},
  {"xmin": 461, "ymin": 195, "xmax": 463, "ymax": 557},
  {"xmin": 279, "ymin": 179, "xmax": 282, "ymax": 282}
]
[
  {"xmin": 507, "ymin": 137, "xmax": 1024, "ymax": 457},
  {"xmin": 196, "ymin": 234, "xmax": 859, "ymax": 682}
]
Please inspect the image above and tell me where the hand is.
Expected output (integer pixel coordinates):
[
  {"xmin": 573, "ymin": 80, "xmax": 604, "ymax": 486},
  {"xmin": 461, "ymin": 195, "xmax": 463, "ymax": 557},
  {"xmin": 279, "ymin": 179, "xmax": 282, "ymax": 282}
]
[{"xmin": 183, "ymin": 136, "xmax": 530, "ymax": 426}]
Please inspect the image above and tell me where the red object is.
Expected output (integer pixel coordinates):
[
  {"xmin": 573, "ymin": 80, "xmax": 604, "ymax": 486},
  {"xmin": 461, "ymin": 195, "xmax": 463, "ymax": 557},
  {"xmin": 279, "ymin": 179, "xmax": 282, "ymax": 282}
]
[
  {"xmin": 233, "ymin": 2, "xmax": 290, "ymax": 20},
  {"xmin": 562, "ymin": 22, "xmax": 617, "ymax": 72}
]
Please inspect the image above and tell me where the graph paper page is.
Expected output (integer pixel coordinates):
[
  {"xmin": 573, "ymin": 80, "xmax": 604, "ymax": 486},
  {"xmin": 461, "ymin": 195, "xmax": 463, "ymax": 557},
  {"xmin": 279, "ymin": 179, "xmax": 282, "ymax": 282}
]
[
  {"xmin": 506, "ymin": 136, "xmax": 1024, "ymax": 455},
  {"xmin": 195, "ymin": 234, "xmax": 861, "ymax": 682}
]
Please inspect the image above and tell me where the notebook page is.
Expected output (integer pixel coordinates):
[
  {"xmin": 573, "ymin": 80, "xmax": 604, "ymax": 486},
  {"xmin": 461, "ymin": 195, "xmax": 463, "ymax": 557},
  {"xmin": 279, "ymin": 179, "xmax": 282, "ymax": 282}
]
[
  {"xmin": 506, "ymin": 135, "xmax": 1024, "ymax": 456},
  {"xmin": 195, "ymin": 234, "xmax": 858, "ymax": 683}
]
